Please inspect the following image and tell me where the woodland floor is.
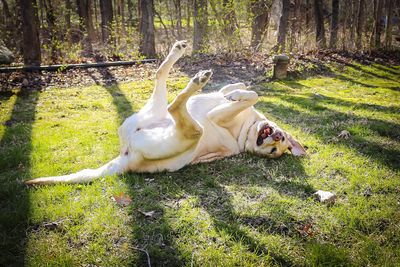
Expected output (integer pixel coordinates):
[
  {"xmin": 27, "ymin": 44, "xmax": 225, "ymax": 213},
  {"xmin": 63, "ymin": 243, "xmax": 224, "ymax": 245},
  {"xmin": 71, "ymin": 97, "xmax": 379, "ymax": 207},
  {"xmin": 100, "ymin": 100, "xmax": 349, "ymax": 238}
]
[{"xmin": 0, "ymin": 57, "xmax": 399, "ymax": 266}]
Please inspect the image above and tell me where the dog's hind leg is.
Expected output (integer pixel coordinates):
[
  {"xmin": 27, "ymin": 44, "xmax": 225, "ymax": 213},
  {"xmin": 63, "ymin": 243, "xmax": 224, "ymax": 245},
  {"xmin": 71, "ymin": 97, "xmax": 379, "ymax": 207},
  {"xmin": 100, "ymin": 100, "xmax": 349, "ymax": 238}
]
[
  {"xmin": 168, "ymin": 70, "xmax": 212, "ymax": 139},
  {"xmin": 25, "ymin": 156, "xmax": 129, "ymax": 185},
  {"xmin": 140, "ymin": 40, "xmax": 188, "ymax": 119},
  {"xmin": 207, "ymin": 89, "xmax": 259, "ymax": 127},
  {"xmin": 219, "ymin": 82, "xmax": 247, "ymax": 95}
]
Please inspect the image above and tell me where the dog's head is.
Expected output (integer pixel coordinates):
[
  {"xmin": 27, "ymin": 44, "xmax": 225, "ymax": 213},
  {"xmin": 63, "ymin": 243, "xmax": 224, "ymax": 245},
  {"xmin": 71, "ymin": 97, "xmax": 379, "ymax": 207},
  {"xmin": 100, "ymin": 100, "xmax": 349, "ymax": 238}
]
[{"xmin": 246, "ymin": 120, "xmax": 306, "ymax": 158}]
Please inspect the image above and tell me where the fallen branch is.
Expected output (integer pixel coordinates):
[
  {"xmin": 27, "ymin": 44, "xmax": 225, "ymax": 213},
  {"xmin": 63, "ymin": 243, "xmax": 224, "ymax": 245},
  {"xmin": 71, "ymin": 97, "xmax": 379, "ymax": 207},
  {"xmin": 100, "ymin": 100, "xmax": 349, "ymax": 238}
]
[
  {"xmin": 0, "ymin": 59, "xmax": 157, "ymax": 73},
  {"xmin": 130, "ymin": 246, "xmax": 151, "ymax": 267}
]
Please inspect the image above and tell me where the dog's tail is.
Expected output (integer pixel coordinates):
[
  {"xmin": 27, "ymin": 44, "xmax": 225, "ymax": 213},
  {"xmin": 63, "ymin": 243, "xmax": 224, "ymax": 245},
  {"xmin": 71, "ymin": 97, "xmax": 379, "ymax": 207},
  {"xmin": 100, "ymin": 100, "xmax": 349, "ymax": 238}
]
[{"xmin": 25, "ymin": 156, "xmax": 128, "ymax": 186}]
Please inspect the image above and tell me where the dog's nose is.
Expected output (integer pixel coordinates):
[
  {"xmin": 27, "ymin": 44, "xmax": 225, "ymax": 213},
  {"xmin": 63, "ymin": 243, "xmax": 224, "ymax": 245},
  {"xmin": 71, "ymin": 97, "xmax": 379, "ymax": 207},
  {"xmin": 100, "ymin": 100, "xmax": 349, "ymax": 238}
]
[{"xmin": 271, "ymin": 131, "xmax": 283, "ymax": 142}]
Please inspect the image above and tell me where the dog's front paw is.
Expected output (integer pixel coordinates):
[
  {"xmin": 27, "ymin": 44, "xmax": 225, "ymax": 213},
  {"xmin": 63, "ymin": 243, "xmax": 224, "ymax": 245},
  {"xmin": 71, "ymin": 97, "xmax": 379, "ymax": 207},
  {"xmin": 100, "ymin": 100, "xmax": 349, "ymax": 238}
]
[{"xmin": 170, "ymin": 40, "xmax": 188, "ymax": 58}]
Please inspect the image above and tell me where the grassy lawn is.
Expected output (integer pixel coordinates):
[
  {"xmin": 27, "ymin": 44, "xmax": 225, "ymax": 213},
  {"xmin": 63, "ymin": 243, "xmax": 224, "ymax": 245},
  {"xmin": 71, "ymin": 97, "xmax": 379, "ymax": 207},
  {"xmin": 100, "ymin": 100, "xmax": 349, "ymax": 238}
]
[{"xmin": 0, "ymin": 62, "xmax": 399, "ymax": 266}]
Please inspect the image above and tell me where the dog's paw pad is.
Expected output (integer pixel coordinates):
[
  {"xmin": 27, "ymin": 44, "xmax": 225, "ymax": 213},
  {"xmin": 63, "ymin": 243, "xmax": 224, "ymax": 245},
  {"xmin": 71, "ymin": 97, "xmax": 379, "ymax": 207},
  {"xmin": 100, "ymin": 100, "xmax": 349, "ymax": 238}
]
[
  {"xmin": 192, "ymin": 70, "xmax": 212, "ymax": 86},
  {"xmin": 172, "ymin": 40, "xmax": 187, "ymax": 51},
  {"xmin": 199, "ymin": 70, "xmax": 213, "ymax": 84},
  {"xmin": 193, "ymin": 76, "xmax": 200, "ymax": 84}
]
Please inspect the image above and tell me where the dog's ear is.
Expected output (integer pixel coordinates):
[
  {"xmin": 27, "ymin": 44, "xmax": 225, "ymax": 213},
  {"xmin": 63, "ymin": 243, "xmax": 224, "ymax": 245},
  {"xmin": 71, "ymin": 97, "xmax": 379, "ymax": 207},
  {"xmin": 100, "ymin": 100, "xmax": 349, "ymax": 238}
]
[{"xmin": 287, "ymin": 134, "xmax": 307, "ymax": 156}]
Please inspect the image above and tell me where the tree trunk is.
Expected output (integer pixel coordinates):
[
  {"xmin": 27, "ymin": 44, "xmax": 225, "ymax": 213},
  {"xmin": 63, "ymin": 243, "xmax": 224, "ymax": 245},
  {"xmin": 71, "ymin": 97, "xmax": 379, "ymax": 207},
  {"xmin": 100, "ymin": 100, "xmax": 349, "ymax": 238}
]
[
  {"xmin": 329, "ymin": 0, "xmax": 339, "ymax": 49},
  {"xmin": 193, "ymin": 0, "xmax": 207, "ymax": 53},
  {"xmin": 275, "ymin": 0, "xmax": 290, "ymax": 53},
  {"xmin": 385, "ymin": 0, "xmax": 394, "ymax": 48},
  {"xmin": 0, "ymin": 0, "xmax": 13, "ymax": 47},
  {"xmin": 86, "ymin": 0, "xmax": 96, "ymax": 42},
  {"xmin": 44, "ymin": 0, "xmax": 59, "ymax": 62},
  {"xmin": 314, "ymin": 0, "xmax": 326, "ymax": 48},
  {"xmin": 174, "ymin": 0, "xmax": 183, "ymax": 39},
  {"xmin": 186, "ymin": 0, "xmax": 191, "ymax": 31},
  {"xmin": 119, "ymin": 0, "xmax": 126, "ymax": 37},
  {"xmin": 223, "ymin": 0, "xmax": 236, "ymax": 36},
  {"xmin": 139, "ymin": 0, "xmax": 156, "ymax": 58},
  {"xmin": 293, "ymin": 0, "xmax": 301, "ymax": 51},
  {"xmin": 250, "ymin": 0, "xmax": 269, "ymax": 52},
  {"xmin": 349, "ymin": 0, "xmax": 356, "ymax": 49},
  {"xmin": 127, "ymin": 0, "xmax": 134, "ymax": 27},
  {"xmin": 65, "ymin": 0, "xmax": 72, "ymax": 42},
  {"xmin": 305, "ymin": 0, "xmax": 311, "ymax": 31},
  {"xmin": 355, "ymin": 0, "xmax": 365, "ymax": 49},
  {"xmin": 100, "ymin": 0, "xmax": 113, "ymax": 44},
  {"xmin": 76, "ymin": 0, "xmax": 96, "ymax": 53},
  {"xmin": 374, "ymin": 0, "xmax": 383, "ymax": 48},
  {"xmin": 341, "ymin": 0, "xmax": 348, "ymax": 50},
  {"xmin": 19, "ymin": 0, "xmax": 41, "ymax": 65}
]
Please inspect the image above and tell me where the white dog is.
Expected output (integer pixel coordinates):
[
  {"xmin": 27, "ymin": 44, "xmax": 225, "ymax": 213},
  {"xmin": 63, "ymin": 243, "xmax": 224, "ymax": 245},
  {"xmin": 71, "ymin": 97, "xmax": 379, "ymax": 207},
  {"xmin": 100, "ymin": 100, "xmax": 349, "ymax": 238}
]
[{"xmin": 26, "ymin": 41, "xmax": 306, "ymax": 185}]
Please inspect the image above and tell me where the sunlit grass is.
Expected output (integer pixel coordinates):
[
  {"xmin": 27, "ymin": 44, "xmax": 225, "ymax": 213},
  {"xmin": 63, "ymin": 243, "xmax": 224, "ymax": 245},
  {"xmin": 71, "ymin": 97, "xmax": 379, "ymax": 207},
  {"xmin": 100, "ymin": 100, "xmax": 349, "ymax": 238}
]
[{"xmin": 0, "ymin": 64, "xmax": 399, "ymax": 266}]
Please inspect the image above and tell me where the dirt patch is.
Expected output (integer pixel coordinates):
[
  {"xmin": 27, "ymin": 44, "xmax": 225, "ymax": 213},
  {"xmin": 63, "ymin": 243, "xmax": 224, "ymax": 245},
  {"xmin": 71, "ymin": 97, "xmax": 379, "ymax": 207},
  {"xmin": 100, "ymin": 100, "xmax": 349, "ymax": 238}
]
[{"xmin": 1, "ymin": 50, "xmax": 398, "ymax": 93}]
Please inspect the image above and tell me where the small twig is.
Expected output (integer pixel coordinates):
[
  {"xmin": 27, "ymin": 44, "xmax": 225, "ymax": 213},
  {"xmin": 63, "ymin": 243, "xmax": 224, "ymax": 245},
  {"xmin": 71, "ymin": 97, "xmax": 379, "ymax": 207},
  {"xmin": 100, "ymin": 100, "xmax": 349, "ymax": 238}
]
[{"xmin": 131, "ymin": 246, "xmax": 151, "ymax": 267}]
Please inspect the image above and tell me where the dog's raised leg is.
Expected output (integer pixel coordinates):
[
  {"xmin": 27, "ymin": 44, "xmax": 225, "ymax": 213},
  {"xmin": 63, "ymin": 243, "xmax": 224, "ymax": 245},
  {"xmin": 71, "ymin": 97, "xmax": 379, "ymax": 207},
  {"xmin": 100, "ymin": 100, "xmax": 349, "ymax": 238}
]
[
  {"xmin": 219, "ymin": 82, "xmax": 247, "ymax": 95},
  {"xmin": 140, "ymin": 40, "xmax": 188, "ymax": 119},
  {"xmin": 168, "ymin": 70, "xmax": 213, "ymax": 139},
  {"xmin": 131, "ymin": 70, "xmax": 213, "ymax": 161},
  {"xmin": 208, "ymin": 89, "xmax": 259, "ymax": 126}
]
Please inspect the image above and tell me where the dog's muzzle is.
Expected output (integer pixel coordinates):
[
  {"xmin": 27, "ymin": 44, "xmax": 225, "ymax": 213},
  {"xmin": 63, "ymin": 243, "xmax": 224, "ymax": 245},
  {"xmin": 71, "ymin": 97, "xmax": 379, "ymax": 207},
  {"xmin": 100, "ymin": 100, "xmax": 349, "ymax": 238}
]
[{"xmin": 256, "ymin": 125, "xmax": 273, "ymax": 146}]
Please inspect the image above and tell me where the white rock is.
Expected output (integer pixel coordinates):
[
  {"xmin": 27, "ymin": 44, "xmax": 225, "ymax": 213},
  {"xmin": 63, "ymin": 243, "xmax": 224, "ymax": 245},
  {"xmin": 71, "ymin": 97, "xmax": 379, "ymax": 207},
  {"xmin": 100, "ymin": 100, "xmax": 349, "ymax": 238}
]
[
  {"xmin": 313, "ymin": 190, "xmax": 336, "ymax": 204},
  {"xmin": 338, "ymin": 130, "xmax": 351, "ymax": 139}
]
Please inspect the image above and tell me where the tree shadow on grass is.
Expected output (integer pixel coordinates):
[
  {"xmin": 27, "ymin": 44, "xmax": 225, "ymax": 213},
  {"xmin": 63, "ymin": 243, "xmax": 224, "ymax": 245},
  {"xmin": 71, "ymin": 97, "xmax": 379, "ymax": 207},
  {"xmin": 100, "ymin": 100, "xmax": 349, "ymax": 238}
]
[
  {"xmin": 305, "ymin": 93, "xmax": 400, "ymax": 115},
  {"xmin": 326, "ymin": 56, "xmax": 399, "ymax": 83},
  {"xmin": 0, "ymin": 90, "xmax": 39, "ymax": 266},
  {"xmin": 85, "ymin": 68, "xmax": 134, "ymax": 123},
  {"xmin": 86, "ymin": 72, "xmax": 186, "ymax": 266},
  {"xmin": 296, "ymin": 58, "xmax": 400, "ymax": 90},
  {"xmin": 188, "ymin": 157, "xmax": 309, "ymax": 266},
  {"xmin": 372, "ymin": 64, "xmax": 400, "ymax": 76},
  {"xmin": 140, "ymin": 155, "xmax": 350, "ymax": 266}
]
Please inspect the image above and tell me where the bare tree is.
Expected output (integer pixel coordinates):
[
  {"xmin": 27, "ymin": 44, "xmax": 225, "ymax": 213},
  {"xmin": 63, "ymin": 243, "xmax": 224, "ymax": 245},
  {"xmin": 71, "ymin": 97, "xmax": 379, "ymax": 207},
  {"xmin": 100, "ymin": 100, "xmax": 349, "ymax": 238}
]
[
  {"xmin": 100, "ymin": 0, "xmax": 113, "ymax": 44},
  {"xmin": 222, "ymin": 0, "xmax": 236, "ymax": 36},
  {"xmin": 186, "ymin": 0, "xmax": 192, "ymax": 32},
  {"xmin": 1, "ymin": 0, "xmax": 14, "ymax": 47},
  {"xmin": 19, "ymin": 0, "xmax": 41, "ymax": 65},
  {"xmin": 127, "ymin": 0, "xmax": 135, "ymax": 27},
  {"xmin": 76, "ymin": 0, "xmax": 96, "ymax": 53},
  {"xmin": 314, "ymin": 0, "xmax": 326, "ymax": 48},
  {"xmin": 329, "ymin": 0, "xmax": 339, "ymax": 49},
  {"xmin": 43, "ymin": 0, "xmax": 59, "ymax": 62},
  {"xmin": 385, "ymin": 0, "xmax": 394, "ymax": 48},
  {"xmin": 275, "ymin": 0, "xmax": 290, "ymax": 53},
  {"xmin": 193, "ymin": 0, "xmax": 208, "ymax": 53},
  {"xmin": 173, "ymin": 0, "xmax": 183, "ymax": 39},
  {"xmin": 139, "ymin": 0, "xmax": 156, "ymax": 58},
  {"xmin": 373, "ymin": 0, "xmax": 384, "ymax": 48},
  {"xmin": 355, "ymin": 0, "xmax": 365, "ymax": 49},
  {"xmin": 65, "ymin": 0, "xmax": 72, "ymax": 42},
  {"xmin": 250, "ymin": 0, "xmax": 270, "ymax": 52}
]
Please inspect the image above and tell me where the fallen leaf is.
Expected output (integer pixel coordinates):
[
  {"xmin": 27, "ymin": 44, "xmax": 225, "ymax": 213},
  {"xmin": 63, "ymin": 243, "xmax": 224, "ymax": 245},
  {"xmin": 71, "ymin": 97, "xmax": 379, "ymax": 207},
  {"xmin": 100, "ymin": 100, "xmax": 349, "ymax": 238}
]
[
  {"xmin": 298, "ymin": 223, "xmax": 314, "ymax": 237},
  {"xmin": 112, "ymin": 192, "xmax": 132, "ymax": 207}
]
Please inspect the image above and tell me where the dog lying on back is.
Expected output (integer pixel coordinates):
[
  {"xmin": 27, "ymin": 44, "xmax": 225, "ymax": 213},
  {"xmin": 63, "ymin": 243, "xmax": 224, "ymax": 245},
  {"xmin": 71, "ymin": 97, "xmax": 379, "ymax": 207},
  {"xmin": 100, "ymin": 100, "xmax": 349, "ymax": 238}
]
[{"xmin": 26, "ymin": 41, "xmax": 306, "ymax": 185}]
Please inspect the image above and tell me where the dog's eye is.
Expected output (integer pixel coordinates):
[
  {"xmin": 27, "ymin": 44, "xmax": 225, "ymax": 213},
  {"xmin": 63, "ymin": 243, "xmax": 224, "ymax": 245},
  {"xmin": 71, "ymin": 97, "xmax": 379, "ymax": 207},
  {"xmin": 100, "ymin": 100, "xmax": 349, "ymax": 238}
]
[
  {"xmin": 270, "ymin": 147, "xmax": 277, "ymax": 154},
  {"xmin": 282, "ymin": 136, "xmax": 285, "ymax": 142}
]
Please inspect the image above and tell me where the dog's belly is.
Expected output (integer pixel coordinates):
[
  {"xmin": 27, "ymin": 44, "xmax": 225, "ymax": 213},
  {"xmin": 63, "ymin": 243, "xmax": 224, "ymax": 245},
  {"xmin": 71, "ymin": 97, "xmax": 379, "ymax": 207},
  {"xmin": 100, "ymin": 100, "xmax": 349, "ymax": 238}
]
[{"xmin": 187, "ymin": 92, "xmax": 242, "ymax": 161}]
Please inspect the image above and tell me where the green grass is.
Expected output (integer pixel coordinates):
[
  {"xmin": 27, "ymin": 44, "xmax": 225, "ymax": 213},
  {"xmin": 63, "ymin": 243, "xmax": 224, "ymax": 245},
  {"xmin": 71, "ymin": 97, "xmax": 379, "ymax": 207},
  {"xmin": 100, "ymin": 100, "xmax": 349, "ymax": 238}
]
[{"xmin": 0, "ymin": 63, "xmax": 399, "ymax": 266}]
